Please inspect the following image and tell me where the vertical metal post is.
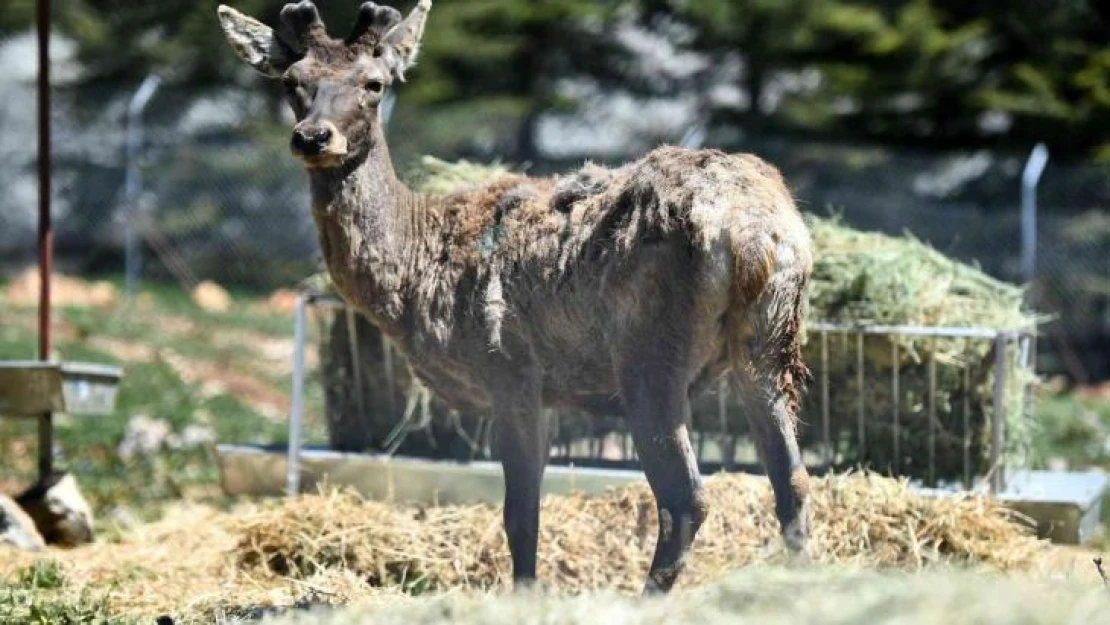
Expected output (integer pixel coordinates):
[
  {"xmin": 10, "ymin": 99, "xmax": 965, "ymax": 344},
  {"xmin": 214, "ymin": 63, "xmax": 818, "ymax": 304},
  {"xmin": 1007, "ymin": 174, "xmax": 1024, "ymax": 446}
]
[
  {"xmin": 37, "ymin": 0, "xmax": 54, "ymax": 481},
  {"xmin": 891, "ymin": 339, "xmax": 900, "ymax": 474},
  {"xmin": 717, "ymin": 376, "xmax": 729, "ymax": 468},
  {"xmin": 1020, "ymin": 143, "xmax": 1048, "ymax": 287},
  {"xmin": 990, "ymin": 334, "xmax": 1009, "ymax": 493},
  {"xmin": 856, "ymin": 332, "xmax": 865, "ymax": 460},
  {"xmin": 962, "ymin": 363, "xmax": 972, "ymax": 489},
  {"xmin": 344, "ymin": 308, "xmax": 367, "ymax": 423},
  {"xmin": 820, "ymin": 329, "xmax": 831, "ymax": 467},
  {"xmin": 927, "ymin": 338, "xmax": 937, "ymax": 487},
  {"xmin": 124, "ymin": 74, "xmax": 161, "ymax": 299},
  {"xmin": 286, "ymin": 294, "xmax": 308, "ymax": 496},
  {"xmin": 381, "ymin": 333, "xmax": 396, "ymax": 418},
  {"xmin": 1019, "ymin": 333, "xmax": 1035, "ymax": 438}
]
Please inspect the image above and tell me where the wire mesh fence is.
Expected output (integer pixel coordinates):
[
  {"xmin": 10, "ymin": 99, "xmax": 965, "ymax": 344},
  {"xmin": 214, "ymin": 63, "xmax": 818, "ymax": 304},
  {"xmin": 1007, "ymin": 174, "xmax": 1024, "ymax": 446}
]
[{"xmin": 0, "ymin": 29, "xmax": 1106, "ymax": 382}]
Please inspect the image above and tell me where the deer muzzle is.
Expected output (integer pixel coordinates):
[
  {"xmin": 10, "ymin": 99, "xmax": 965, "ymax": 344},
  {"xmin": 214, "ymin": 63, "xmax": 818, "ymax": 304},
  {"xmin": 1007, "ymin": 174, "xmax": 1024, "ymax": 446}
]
[{"xmin": 291, "ymin": 120, "xmax": 349, "ymax": 168}]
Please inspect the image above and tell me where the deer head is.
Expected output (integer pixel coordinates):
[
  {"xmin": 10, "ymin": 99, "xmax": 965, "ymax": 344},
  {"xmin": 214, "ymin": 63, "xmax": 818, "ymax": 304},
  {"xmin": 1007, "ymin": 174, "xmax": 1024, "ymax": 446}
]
[{"xmin": 217, "ymin": 0, "xmax": 431, "ymax": 169}]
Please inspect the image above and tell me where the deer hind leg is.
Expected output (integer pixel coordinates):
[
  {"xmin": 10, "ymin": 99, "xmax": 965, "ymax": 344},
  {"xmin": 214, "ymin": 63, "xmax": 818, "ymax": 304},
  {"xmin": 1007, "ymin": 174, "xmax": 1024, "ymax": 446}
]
[
  {"xmin": 613, "ymin": 313, "xmax": 709, "ymax": 593},
  {"xmin": 730, "ymin": 275, "xmax": 811, "ymax": 555}
]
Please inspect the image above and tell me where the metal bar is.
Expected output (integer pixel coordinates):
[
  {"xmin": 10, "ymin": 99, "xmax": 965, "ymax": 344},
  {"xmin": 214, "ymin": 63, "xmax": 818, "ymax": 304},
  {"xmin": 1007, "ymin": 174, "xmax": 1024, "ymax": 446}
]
[
  {"xmin": 286, "ymin": 294, "xmax": 309, "ymax": 496},
  {"xmin": 990, "ymin": 334, "xmax": 1008, "ymax": 493},
  {"xmin": 1026, "ymin": 332, "xmax": 1037, "ymax": 434},
  {"xmin": 37, "ymin": 0, "xmax": 53, "ymax": 481},
  {"xmin": 856, "ymin": 331, "xmax": 865, "ymax": 460},
  {"xmin": 382, "ymin": 333, "xmax": 395, "ymax": 419},
  {"xmin": 1019, "ymin": 333, "xmax": 1035, "ymax": 435},
  {"xmin": 962, "ymin": 362, "xmax": 972, "ymax": 490},
  {"xmin": 927, "ymin": 337, "xmax": 937, "ymax": 487},
  {"xmin": 1021, "ymin": 144, "xmax": 1049, "ymax": 286},
  {"xmin": 305, "ymin": 296, "xmax": 1029, "ymax": 341},
  {"xmin": 891, "ymin": 339, "xmax": 900, "ymax": 474},
  {"xmin": 344, "ymin": 308, "xmax": 367, "ymax": 428},
  {"xmin": 124, "ymin": 74, "xmax": 161, "ymax": 299},
  {"xmin": 305, "ymin": 295, "xmax": 349, "ymax": 309},
  {"xmin": 37, "ymin": 414, "xmax": 52, "ymax": 479},
  {"xmin": 809, "ymin": 323, "xmax": 1023, "ymax": 339},
  {"xmin": 717, "ymin": 376, "xmax": 728, "ymax": 468},
  {"xmin": 820, "ymin": 329, "xmax": 831, "ymax": 467}
]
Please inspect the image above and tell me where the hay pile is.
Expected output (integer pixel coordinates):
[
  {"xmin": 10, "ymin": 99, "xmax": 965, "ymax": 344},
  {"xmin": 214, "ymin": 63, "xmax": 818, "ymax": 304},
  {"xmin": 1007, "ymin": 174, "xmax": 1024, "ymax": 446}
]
[
  {"xmin": 806, "ymin": 216, "xmax": 1029, "ymax": 329},
  {"xmin": 788, "ymin": 216, "xmax": 1037, "ymax": 480},
  {"xmin": 316, "ymin": 157, "xmax": 1038, "ymax": 481},
  {"xmin": 233, "ymin": 474, "xmax": 1047, "ymax": 593},
  {"xmin": 0, "ymin": 474, "xmax": 1069, "ymax": 622}
]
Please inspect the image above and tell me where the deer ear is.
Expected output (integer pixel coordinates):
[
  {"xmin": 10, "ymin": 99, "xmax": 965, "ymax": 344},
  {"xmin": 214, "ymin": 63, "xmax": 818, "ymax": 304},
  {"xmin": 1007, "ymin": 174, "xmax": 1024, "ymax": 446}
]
[
  {"xmin": 217, "ymin": 5, "xmax": 300, "ymax": 78},
  {"xmin": 380, "ymin": 0, "xmax": 431, "ymax": 82}
]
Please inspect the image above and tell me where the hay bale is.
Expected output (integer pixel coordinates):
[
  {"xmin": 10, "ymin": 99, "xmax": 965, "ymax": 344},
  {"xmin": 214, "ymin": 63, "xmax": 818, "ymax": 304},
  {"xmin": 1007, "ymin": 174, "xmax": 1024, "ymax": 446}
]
[
  {"xmin": 317, "ymin": 158, "xmax": 1038, "ymax": 481},
  {"xmin": 793, "ymin": 216, "xmax": 1035, "ymax": 479},
  {"xmin": 233, "ymin": 473, "xmax": 1046, "ymax": 593}
]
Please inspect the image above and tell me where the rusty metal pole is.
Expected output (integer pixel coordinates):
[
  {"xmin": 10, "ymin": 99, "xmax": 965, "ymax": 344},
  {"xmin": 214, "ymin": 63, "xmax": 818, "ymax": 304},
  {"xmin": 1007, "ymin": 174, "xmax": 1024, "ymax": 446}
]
[{"xmin": 37, "ymin": 0, "xmax": 54, "ymax": 480}]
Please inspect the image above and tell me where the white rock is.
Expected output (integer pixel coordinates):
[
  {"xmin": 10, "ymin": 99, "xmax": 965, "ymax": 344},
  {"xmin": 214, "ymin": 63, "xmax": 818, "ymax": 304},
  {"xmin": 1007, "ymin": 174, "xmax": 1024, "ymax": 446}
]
[
  {"xmin": 18, "ymin": 473, "xmax": 95, "ymax": 547},
  {"xmin": 0, "ymin": 494, "xmax": 45, "ymax": 551},
  {"xmin": 118, "ymin": 414, "xmax": 173, "ymax": 460}
]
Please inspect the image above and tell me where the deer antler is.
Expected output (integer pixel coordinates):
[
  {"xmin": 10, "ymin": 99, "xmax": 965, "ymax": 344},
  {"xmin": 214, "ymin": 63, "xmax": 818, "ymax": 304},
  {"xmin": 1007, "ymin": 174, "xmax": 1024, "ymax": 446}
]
[
  {"xmin": 347, "ymin": 2, "xmax": 403, "ymax": 48},
  {"xmin": 280, "ymin": 0, "xmax": 328, "ymax": 49}
]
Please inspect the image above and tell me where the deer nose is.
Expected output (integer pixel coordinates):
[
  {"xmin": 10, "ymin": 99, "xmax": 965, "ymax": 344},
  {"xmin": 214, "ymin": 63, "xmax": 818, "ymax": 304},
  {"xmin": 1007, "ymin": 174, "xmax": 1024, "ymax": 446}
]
[{"xmin": 291, "ymin": 125, "xmax": 333, "ymax": 155}]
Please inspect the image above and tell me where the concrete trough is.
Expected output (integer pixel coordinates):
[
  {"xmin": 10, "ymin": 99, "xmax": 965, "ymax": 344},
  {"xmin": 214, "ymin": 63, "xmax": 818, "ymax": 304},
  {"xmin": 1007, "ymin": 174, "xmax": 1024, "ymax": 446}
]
[
  {"xmin": 995, "ymin": 470, "xmax": 1108, "ymax": 545},
  {"xmin": 216, "ymin": 444, "xmax": 1107, "ymax": 544},
  {"xmin": 218, "ymin": 444, "xmax": 645, "ymax": 505}
]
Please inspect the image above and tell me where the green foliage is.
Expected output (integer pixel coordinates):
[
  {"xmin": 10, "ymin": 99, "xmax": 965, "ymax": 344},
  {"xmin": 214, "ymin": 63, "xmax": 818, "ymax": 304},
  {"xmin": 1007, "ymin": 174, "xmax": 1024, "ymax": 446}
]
[
  {"xmin": 0, "ymin": 561, "xmax": 128, "ymax": 625},
  {"xmin": 26, "ymin": 0, "xmax": 1106, "ymax": 157},
  {"xmin": 410, "ymin": 0, "xmax": 632, "ymax": 158},
  {"xmin": 0, "ymin": 0, "xmax": 34, "ymax": 38},
  {"xmin": 16, "ymin": 560, "xmax": 67, "ymax": 590},
  {"xmin": 0, "ymin": 280, "xmax": 292, "ymax": 516},
  {"xmin": 640, "ymin": 0, "xmax": 1108, "ymax": 156}
]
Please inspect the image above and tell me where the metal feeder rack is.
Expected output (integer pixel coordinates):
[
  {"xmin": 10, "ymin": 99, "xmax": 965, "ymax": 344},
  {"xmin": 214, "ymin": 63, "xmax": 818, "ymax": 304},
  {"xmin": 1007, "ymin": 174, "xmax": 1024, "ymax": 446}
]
[{"xmin": 0, "ymin": 361, "xmax": 123, "ymax": 479}]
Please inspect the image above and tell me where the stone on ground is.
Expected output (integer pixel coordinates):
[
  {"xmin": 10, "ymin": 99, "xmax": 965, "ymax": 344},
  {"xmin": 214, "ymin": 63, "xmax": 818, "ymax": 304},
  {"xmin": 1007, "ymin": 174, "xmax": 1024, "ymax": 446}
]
[
  {"xmin": 0, "ymin": 493, "xmax": 45, "ymax": 551},
  {"xmin": 191, "ymin": 280, "xmax": 232, "ymax": 313},
  {"xmin": 17, "ymin": 472, "xmax": 95, "ymax": 547}
]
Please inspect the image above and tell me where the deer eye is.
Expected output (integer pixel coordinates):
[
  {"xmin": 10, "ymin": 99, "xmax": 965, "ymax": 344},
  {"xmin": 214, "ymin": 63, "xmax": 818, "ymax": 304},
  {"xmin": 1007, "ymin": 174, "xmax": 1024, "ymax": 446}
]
[{"xmin": 365, "ymin": 79, "xmax": 384, "ymax": 94}]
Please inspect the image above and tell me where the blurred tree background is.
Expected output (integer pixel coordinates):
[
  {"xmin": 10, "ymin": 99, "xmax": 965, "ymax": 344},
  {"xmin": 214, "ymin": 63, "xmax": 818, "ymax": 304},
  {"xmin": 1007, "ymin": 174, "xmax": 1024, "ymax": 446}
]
[
  {"xmin": 0, "ymin": 0, "xmax": 1107, "ymax": 377},
  {"xmin": 2, "ymin": 0, "xmax": 1105, "ymax": 159}
]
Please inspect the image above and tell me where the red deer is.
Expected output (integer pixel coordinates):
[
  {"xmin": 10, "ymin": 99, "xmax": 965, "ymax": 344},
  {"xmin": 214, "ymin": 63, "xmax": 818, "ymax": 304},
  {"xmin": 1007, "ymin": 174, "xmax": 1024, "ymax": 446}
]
[{"xmin": 218, "ymin": 0, "xmax": 813, "ymax": 593}]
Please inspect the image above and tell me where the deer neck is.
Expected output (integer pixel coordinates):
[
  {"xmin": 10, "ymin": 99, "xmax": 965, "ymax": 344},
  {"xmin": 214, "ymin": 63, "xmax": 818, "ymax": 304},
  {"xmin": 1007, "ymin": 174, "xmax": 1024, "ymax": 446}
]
[{"xmin": 306, "ymin": 124, "xmax": 423, "ymax": 332}]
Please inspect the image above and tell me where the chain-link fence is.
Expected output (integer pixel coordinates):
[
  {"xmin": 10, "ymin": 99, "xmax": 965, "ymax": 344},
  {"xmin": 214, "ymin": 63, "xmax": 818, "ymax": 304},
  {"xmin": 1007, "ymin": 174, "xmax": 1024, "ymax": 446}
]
[{"xmin": 0, "ymin": 30, "xmax": 1107, "ymax": 381}]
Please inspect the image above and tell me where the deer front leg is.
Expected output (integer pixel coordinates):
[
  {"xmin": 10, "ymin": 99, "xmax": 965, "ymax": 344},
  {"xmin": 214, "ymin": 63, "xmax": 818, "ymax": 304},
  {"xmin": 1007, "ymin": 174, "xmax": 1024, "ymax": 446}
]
[{"xmin": 490, "ymin": 370, "xmax": 548, "ymax": 588}]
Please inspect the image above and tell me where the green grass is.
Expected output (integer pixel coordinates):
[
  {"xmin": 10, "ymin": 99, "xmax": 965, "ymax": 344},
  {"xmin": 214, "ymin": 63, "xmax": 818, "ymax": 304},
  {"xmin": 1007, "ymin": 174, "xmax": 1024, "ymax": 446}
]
[
  {"xmin": 0, "ymin": 560, "xmax": 131, "ymax": 625},
  {"xmin": 1032, "ymin": 390, "xmax": 1110, "ymax": 470},
  {"xmin": 0, "ymin": 278, "xmax": 292, "ymax": 517},
  {"xmin": 264, "ymin": 566, "xmax": 1110, "ymax": 625}
]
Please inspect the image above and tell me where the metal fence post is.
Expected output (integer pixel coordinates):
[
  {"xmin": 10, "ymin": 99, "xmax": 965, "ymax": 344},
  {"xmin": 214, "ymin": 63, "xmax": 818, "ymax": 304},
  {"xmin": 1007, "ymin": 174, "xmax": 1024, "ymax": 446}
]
[
  {"xmin": 1021, "ymin": 143, "xmax": 1048, "ymax": 307},
  {"xmin": 820, "ymin": 329, "xmax": 831, "ymax": 467},
  {"xmin": 286, "ymin": 293, "xmax": 309, "ymax": 496},
  {"xmin": 123, "ymin": 74, "xmax": 161, "ymax": 300},
  {"xmin": 891, "ymin": 338, "xmax": 900, "ymax": 474},
  {"xmin": 990, "ymin": 333, "xmax": 1009, "ymax": 493}
]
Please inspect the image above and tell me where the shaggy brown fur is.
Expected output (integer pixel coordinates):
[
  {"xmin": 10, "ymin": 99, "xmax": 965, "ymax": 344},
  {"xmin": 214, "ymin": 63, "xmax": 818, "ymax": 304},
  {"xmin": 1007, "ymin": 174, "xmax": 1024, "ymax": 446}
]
[{"xmin": 219, "ymin": 0, "xmax": 814, "ymax": 594}]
